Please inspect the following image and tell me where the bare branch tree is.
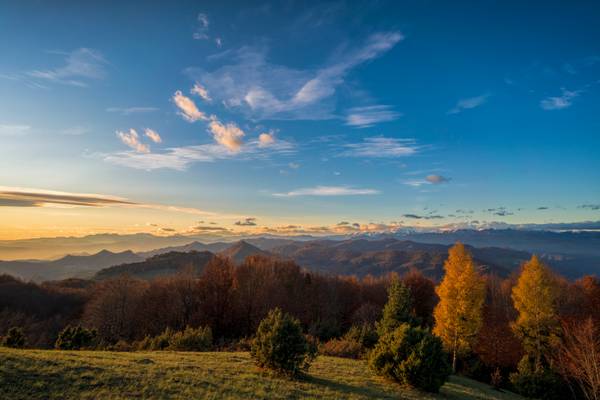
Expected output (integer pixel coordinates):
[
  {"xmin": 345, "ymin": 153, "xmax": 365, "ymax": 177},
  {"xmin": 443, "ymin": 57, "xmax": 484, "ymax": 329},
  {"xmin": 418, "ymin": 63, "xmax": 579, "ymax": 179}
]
[{"xmin": 556, "ymin": 318, "xmax": 600, "ymax": 400}]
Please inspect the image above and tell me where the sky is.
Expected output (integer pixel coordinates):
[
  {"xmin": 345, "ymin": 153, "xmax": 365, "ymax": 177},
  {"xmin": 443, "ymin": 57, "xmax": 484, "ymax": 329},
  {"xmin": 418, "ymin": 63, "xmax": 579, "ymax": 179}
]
[{"xmin": 0, "ymin": 0, "xmax": 599, "ymax": 240}]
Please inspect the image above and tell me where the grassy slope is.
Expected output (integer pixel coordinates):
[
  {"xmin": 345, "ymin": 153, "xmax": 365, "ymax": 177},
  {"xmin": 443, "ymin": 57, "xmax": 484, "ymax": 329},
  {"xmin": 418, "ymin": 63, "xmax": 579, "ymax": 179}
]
[{"xmin": 0, "ymin": 348, "xmax": 524, "ymax": 400}]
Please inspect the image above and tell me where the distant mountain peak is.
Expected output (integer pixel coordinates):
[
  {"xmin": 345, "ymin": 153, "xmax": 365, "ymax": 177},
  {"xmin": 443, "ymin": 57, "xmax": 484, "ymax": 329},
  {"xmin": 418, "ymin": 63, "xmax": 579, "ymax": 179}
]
[{"xmin": 219, "ymin": 240, "xmax": 269, "ymax": 264}]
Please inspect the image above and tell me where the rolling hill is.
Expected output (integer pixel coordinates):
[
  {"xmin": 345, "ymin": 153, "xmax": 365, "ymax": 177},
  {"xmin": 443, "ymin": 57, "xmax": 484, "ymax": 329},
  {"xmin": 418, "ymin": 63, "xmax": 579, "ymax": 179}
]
[
  {"xmin": 269, "ymin": 239, "xmax": 522, "ymax": 279},
  {"xmin": 0, "ymin": 250, "xmax": 142, "ymax": 282},
  {"xmin": 94, "ymin": 251, "xmax": 216, "ymax": 280}
]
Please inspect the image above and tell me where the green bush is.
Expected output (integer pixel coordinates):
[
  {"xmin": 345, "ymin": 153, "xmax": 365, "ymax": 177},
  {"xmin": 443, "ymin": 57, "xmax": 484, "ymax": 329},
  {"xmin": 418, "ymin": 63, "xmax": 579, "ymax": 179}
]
[
  {"xmin": 169, "ymin": 326, "xmax": 212, "ymax": 351},
  {"xmin": 369, "ymin": 323, "xmax": 451, "ymax": 393},
  {"xmin": 2, "ymin": 327, "xmax": 26, "ymax": 348},
  {"xmin": 134, "ymin": 326, "xmax": 212, "ymax": 352},
  {"xmin": 345, "ymin": 324, "xmax": 379, "ymax": 349},
  {"xmin": 320, "ymin": 324, "xmax": 378, "ymax": 359},
  {"xmin": 509, "ymin": 356, "xmax": 565, "ymax": 400},
  {"xmin": 55, "ymin": 325, "xmax": 97, "ymax": 350},
  {"xmin": 376, "ymin": 278, "xmax": 415, "ymax": 336},
  {"xmin": 251, "ymin": 308, "xmax": 316, "ymax": 375}
]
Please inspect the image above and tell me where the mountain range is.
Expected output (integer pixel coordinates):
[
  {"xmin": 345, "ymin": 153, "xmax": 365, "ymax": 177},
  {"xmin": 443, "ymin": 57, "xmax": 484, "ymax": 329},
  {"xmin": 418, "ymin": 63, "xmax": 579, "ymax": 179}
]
[
  {"xmin": 1, "ymin": 230, "xmax": 599, "ymax": 282},
  {"xmin": 0, "ymin": 250, "xmax": 142, "ymax": 282}
]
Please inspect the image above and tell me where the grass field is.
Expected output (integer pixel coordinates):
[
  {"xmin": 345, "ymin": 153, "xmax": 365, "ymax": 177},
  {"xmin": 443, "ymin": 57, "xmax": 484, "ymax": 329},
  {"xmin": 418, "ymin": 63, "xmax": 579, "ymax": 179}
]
[{"xmin": 0, "ymin": 347, "xmax": 524, "ymax": 399}]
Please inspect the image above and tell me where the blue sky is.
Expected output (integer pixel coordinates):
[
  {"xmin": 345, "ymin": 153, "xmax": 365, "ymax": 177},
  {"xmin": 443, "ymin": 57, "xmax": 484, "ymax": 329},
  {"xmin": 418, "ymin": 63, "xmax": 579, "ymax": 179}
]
[{"xmin": 0, "ymin": 1, "xmax": 599, "ymax": 239}]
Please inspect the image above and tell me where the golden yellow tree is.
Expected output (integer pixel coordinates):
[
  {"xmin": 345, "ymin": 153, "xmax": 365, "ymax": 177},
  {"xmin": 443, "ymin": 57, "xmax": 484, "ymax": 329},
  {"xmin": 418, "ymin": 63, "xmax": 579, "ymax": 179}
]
[
  {"xmin": 511, "ymin": 255, "xmax": 559, "ymax": 369},
  {"xmin": 434, "ymin": 242, "xmax": 485, "ymax": 372}
]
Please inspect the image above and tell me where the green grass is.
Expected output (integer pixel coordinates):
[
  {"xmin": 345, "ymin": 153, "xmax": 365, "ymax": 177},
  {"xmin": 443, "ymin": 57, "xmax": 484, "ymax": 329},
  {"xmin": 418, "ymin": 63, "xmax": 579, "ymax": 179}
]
[{"xmin": 0, "ymin": 347, "xmax": 524, "ymax": 399}]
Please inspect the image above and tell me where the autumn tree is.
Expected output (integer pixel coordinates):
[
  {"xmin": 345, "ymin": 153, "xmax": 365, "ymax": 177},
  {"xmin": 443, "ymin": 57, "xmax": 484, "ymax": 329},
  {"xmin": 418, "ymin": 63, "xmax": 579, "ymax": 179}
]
[
  {"xmin": 198, "ymin": 256, "xmax": 236, "ymax": 338},
  {"xmin": 474, "ymin": 275, "xmax": 523, "ymax": 371},
  {"xmin": 433, "ymin": 242, "xmax": 485, "ymax": 372},
  {"xmin": 84, "ymin": 276, "xmax": 147, "ymax": 343},
  {"xmin": 403, "ymin": 269, "xmax": 437, "ymax": 327},
  {"xmin": 511, "ymin": 255, "xmax": 559, "ymax": 370}
]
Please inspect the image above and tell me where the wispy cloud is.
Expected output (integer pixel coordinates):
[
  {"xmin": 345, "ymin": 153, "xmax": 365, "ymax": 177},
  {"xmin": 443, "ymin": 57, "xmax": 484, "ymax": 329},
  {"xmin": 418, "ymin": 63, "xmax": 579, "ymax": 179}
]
[
  {"xmin": 540, "ymin": 88, "xmax": 580, "ymax": 110},
  {"xmin": 0, "ymin": 124, "xmax": 30, "ymax": 136},
  {"xmin": 273, "ymin": 185, "xmax": 379, "ymax": 197},
  {"xmin": 578, "ymin": 204, "xmax": 600, "ymax": 210},
  {"xmin": 193, "ymin": 13, "xmax": 210, "ymax": 40},
  {"xmin": 402, "ymin": 174, "xmax": 451, "ymax": 187},
  {"xmin": 339, "ymin": 137, "xmax": 418, "ymax": 158},
  {"xmin": 172, "ymin": 90, "xmax": 207, "ymax": 122},
  {"xmin": 26, "ymin": 48, "xmax": 108, "ymax": 87},
  {"xmin": 186, "ymin": 32, "xmax": 403, "ymax": 120},
  {"xmin": 0, "ymin": 186, "xmax": 133, "ymax": 208},
  {"xmin": 116, "ymin": 129, "xmax": 150, "ymax": 153},
  {"xmin": 144, "ymin": 128, "xmax": 162, "ymax": 143},
  {"xmin": 403, "ymin": 213, "xmax": 444, "ymax": 220},
  {"xmin": 0, "ymin": 186, "xmax": 219, "ymax": 217},
  {"xmin": 234, "ymin": 217, "xmax": 257, "ymax": 226},
  {"xmin": 106, "ymin": 107, "xmax": 159, "ymax": 115},
  {"xmin": 484, "ymin": 207, "xmax": 514, "ymax": 217},
  {"xmin": 345, "ymin": 105, "xmax": 402, "ymax": 128},
  {"xmin": 447, "ymin": 94, "xmax": 489, "ymax": 114},
  {"xmin": 103, "ymin": 138, "xmax": 295, "ymax": 171},
  {"xmin": 191, "ymin": 82, "xmax": 211, "ymax": 101}
]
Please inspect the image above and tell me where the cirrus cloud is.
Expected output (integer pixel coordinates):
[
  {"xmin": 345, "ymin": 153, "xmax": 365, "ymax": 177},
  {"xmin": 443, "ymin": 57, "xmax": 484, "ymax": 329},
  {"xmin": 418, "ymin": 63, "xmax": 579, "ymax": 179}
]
[
  {"xmin": 345, "ymin": 105, "xmax": 402, "ymax": 128},
  {"xmin": 339, "ymin": 137, "xmax": 418, "ymax": 158},
  {"xmin": 186, "ymin": 32, "xmax": 403, "ymax": 121},
  {"xmin": 273, "ymin": 185, "xmax": 379, "ymax": 197},
  {"xmin": 540, "ymin": 88, "xmax": 580, "ymax": 110},
  {"xmin": 448, "ymin": 94, "xmax": 489, "ymax": 114}
]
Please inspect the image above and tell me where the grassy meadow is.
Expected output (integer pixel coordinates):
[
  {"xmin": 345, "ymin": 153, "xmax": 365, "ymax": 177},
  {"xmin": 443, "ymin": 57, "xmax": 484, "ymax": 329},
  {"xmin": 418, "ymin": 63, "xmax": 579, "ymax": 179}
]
[{"xmin": 0, "ymin": 348, "xmax": 524, "ymax": 400}]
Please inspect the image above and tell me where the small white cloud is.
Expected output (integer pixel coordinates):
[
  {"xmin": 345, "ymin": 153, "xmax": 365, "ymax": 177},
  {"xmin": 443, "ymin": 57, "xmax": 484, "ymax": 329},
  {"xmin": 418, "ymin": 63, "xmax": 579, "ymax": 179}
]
[
  {"xmin": 402, "ymin": 180, "xmax": 427, "ymax": 187},
  {"xmin": 172, "ymin": 90, "xmax": 207, "ymax": 122},
  {"xmin": 116, "ymin": 128, "xmax": 149, "ymax": 153},
  {"xmin": 208, "ymin": 119, "xmax": 245, "ymax": 151},
  {"xmin": 215, "ymin": 37, "xmax": 223, "ymax": 48},
  {"xmin": 448, "ymin": 94, "xmax": 490, "ymax": 114},
  {"xmin": 197, "ymin": 13, "xmax": 209, "ymax": 29},
  {"xmin": 426, "ymin": 174, "xmax": 451, "ymax": 184},
  {"xmin": 274, "ymin": 185, "xmax": 380, "ymax": 197},
  {"xmin": 191, "ymin": 83, "xmax": 211, "ymax": 101},
  {"xmin": 193, "ymin": 13, "xmax": 210, "ymax": 40},
  {"xmin": 144, "ymin": 128, "xmax": 162, "ymax": 143},
  {"xmin": 345, "ymin": 105, "xmax": 402, "ymax": 128},
  {"xmin": 258, "ymin": 132, "xmax": 275, "ymax": 147},
  {"xmin": 540, "ymin": 88, "xmax": 580, "ymax": 110},
  {"xmin": 340, "ymin": 137, "xmax": 418, "ymax": 158},
  {"xmin": 288, "ymin": 162, "xmax": 300, "ymax": 169}
]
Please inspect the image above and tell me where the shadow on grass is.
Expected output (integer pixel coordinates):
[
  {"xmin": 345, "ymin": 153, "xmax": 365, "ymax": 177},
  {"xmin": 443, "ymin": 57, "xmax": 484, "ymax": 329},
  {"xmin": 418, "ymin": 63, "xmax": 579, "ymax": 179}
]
[{"xmin": 300, "ymin": 374, "xmax": 395, "ymax": 399}]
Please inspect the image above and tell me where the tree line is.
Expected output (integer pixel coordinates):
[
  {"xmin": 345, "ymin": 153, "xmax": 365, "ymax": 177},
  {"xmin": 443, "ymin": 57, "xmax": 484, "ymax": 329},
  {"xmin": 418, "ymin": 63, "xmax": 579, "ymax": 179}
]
[{"xmin": 1, "ymin": 243, "xmax": 599, "ymax": 398}]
